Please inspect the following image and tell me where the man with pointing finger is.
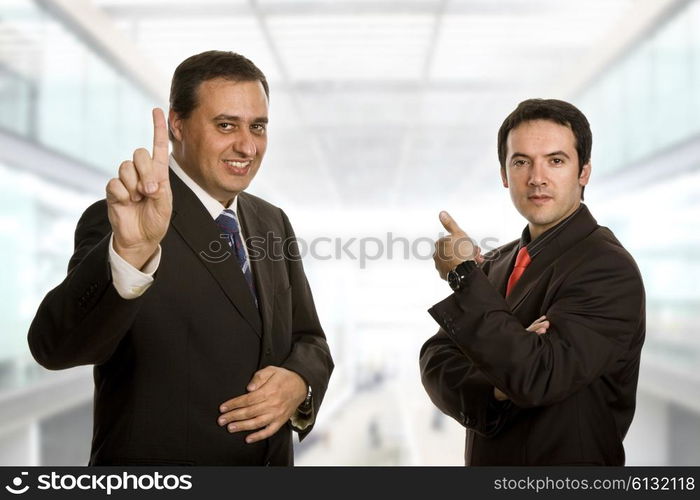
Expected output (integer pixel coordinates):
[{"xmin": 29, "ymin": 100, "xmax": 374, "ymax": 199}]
[
  {"xmin": 28, "ymin": 51, "xmax": 333, "ymax": 465},
  {"xmin": 420, "ymin": 99, "xmax": 645, "ymax": 465}
]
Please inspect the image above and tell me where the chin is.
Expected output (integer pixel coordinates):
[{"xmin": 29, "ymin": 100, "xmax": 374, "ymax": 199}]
[
  {"xmin": 521, "ymin": 208, "xmax": 558, "ymax": 227},
  {"xmin": 231, "ymin": 180, "xmax": 253, "ymax": 193}
]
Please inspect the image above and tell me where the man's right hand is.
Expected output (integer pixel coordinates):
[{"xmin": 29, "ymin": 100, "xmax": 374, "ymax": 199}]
[
  {"xmin": 434, "ymin": 211, "xmax": 483, "ymax": 280},
  {"xmin": 106, "ymin": 108, "xmax": 172, "ymax": 270},
  {"xmin": 493, "ymin": 316, "xmax": 550, "ymax": 401}
]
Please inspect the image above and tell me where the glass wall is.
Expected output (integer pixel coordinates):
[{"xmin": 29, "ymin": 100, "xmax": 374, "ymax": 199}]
[
  {"xmin": 0, "ymin": 0, "xmax": 157, "ymax": 430},
  {"xmin": 577, "ymin": 1, "xmax": 700, "ymax": 175},
  {"xmin": 0, "ymin": 162, "xmax": 94, "ymax": 388},
  {"xmin": 0, "ymin": 0, "xmax": 158, "ymax": 174}
]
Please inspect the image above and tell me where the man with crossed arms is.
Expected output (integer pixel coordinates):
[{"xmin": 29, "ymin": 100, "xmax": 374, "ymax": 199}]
[
  {"xmin": 421, "ymin": 99, "xmax": 645, "ymax": 465},
  {"xmin": 29, "ymin": 51, "xmax": 333, "ymax": 465}
]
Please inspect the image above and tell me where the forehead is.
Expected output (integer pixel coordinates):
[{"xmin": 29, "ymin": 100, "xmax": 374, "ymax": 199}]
[
  {"xmin": 193, "ymin": 78, "xmax": 268, "ymax": 114},
  {"xmin": 506, "ymin": 119, "xmax": 576, "ymax": 155}
]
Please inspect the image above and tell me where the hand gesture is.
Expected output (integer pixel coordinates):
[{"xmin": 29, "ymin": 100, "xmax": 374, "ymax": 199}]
[
  {"xmin": 106, "ymin": 108, "xmax": 172, "ymax": 269},
  {"xmin": 433, "ymin": 211, "xmax": 482, "ymax": 280}
]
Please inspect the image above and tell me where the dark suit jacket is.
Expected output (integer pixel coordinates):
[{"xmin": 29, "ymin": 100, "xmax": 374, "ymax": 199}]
[
  {"xmin": 420, "ymin": 205, "xmax": 645, "ymax": 465},
  {"xmin": 28, "ymin": 170, "xmax": 334, "ymax": 465}
]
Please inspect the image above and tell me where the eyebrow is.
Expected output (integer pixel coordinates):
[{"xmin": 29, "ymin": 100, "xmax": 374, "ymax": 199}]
[
  {"xmin": 510, "ymin": 152, "xmax": 530, "ymax": 159},
  {"xmin": 510, "ymin": 151, "xmax": 571, "ymax": 159},
  {"xmin": 545, "ymin": 151, "xmax": 571, "ymax": 159},
  {"xmin": 213, "ymin": 114, "xmax": 268, "ymax": 123}
]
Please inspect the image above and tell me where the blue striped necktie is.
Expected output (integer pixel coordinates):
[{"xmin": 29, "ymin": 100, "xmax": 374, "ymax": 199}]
[{"xmin": 215, "ymin": 208, "xmax": 258, "ymax": 306}]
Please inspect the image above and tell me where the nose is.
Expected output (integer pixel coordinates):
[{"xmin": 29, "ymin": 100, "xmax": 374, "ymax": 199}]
[
  {"xmin": 232, "ymin": 129, "xmax": 256, "ymax": 158},
  {"xmin": 528, "ymin": 159, "xmax": 548, "ymax": 187}
]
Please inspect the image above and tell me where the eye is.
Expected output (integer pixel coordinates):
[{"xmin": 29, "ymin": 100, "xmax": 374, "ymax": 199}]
[
  {"xmin": 513, "ymin": 159, "xmax": 528, "ymax": 167},
  {"xmin": 251, "ymin": 123, "xmax": 267, "ymax": 135},
  {"xmin": 551, "ymin": 158, "xmax": 564, "ymax": 165},
  {"xmin": 218, "ymin": 122, "xmax": 235, "ymax": 131}
]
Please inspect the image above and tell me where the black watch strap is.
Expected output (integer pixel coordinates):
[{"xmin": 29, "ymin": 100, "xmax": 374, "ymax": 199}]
[
  {"xmin": 447, "ymin": 260, "xmax": 477, "ymax": 292},
  {"xmin": 298, "ymin": 385, "xmax": 313, "ymax": 414}
]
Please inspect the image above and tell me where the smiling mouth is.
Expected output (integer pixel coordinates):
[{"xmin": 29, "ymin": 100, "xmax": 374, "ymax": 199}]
[
  {"xmin": 222, "ymin": 159, "xmax": 252, "ymax": 175},
  {"xmin": 223, "ymin": 160, "xmax": 251, "ymax": 168}
]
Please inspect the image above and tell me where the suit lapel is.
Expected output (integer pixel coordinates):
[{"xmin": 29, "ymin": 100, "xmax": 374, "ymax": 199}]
[
  {"xmin": 484, "ymin": 243, "xmax": 518, "ymax": 297},
  {"xmin": 237, "ymin": 193, "xmax": 276, "ymax": 342},
  {"xmin": 169, "ymin": 170, "xmax": 262, "ymax": 336},
  {"xmin": 505, "ymin": 204, "xmax": 599, "ymax": 310}
]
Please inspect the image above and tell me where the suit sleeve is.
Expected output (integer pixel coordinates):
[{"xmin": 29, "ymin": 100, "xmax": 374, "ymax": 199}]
[
  {"xmin": 420, "ymin": 328, "xmax": 514, "ymax": 437},
  {"xmin": 427, "ymin": 250, "xmax": 645, "ymax": 409},
  {"xmin": 28, "ymin": 200, "xmax": 148, "ymax": 369},
  {"xmin": 277, "ymin": 210, "xmax": 334, "ymax": 438}
]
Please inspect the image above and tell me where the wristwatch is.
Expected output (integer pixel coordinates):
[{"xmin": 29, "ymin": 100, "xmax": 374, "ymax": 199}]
[
  {"xmin": 447, "ymin": 260, "xmax": 477, "ymax": 292},
  {"xmin": 298, "ymin": 385, "xmax": 313, "ymax": 414}
]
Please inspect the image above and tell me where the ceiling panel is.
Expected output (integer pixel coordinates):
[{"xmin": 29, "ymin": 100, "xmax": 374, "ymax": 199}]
[
  {"xmin": 267, "ymin": 14, "xmax": 435, "ymax": 81},
  {"xmin": 111, "ymin": 16, "xmax": 281, "ymax": 81}
]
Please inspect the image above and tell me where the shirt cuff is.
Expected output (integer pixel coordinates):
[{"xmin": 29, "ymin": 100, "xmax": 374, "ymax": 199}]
[
  {"xmin": 290, "ymin": 398, "xmax": 315, "ymax": 431},
  {"xmin": 108, "ymin": 234, "xmax": 161, "ymax": 300}
]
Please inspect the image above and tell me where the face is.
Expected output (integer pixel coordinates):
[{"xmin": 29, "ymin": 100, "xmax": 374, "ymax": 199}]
[
  {"xmin": 170, "ymin": 78, "xmax": 268, "ymax": 205},
  {"xmin": 501, "ymin": 119, "xmax": 591, "ymax": 240}
]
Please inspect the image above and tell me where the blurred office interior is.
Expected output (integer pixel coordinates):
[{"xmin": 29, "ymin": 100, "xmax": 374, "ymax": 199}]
[{"xmin": 1, "ymin": 0, "xmax": 699, "ymax": 465}]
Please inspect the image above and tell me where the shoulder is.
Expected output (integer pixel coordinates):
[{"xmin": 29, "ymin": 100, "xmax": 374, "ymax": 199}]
[
  {"xmin": 585, "ymin": 226, "xmax": 641, "ymax": 275},
  {"xmin": 239, "ymin": 191, "xmax": 284, "ymax": 218},
  {"xmin": 81, "ymin": 199, "xmax": 108, "ymax": 220},
  {"xmin": 565, "ymin": 226, "xmax": 645, "ymax": 298},
  {"xmin": 239, "ymin": 192, "xmax": 297, "ymax": 236},
  {"xmin": 75, "ymin": 199, "xmax": 110, "ymax": 239}
]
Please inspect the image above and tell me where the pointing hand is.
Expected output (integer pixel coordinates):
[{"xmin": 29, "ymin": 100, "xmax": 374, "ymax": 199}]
[{"xmin": 106, "ymin": 108, "xmax": 173, "ymax": 269}]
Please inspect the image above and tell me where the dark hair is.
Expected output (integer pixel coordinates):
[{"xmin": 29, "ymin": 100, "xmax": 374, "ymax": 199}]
[
  {"xmin": 169, "ymin": 50, "xmax": 269, "ymax": 139},
  {"xmin": 497, "ymin": 98, "xmax": 591, "ymax": 199}
]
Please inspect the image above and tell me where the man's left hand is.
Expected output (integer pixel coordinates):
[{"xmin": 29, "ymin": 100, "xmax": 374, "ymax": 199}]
[
  {"xmin": 217, "ymin": 366, "xmax": 307, "ymax": 443},
  {"xmin": 494, "ymin": 316, "xmax": 551, "ymax": 401}
]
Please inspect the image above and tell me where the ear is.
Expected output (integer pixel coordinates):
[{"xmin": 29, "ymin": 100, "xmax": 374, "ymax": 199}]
[
  {"xmin": 169, "ymin": 109, "xmax": 184, "ymax": 142},
  {"xmin": 500, "ymin": 167, "xmax": 509, "ymax": 188},
  {"xmin": 579, "ymin": 162, "xmax": 592, "ymax": 187}
]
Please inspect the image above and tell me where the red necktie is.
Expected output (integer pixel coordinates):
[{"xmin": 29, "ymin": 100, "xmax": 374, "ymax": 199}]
[{"xmin": 506, "ymin": 247, "xmax": 531, "ymax": 297}]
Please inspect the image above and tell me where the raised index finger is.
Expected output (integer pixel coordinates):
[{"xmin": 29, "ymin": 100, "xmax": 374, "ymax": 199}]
[{"xmin": 151, "ymin": 107, "xmax": 169, "ymax": 171}]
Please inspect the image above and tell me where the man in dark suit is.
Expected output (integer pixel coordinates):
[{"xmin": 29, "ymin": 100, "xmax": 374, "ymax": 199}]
[
  {"xmin": 28, "ymin": 51, "xmax": 333, "ymax": 465},
  {"xmin": 420, "ymin": 99, "xmax": 645, "ymax": 465}
]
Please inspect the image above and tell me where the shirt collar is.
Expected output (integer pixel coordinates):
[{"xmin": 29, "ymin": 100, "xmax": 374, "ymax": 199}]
[
  {"xmin": 519, "ymin": 204, "xmax": 584, "ymax": 259},
  {"xmin": 168, "ymin": 154, "xmax": 238, "ymax": 220}
]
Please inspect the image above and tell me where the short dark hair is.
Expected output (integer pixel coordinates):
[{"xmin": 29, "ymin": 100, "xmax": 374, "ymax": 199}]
[
  {"xmin": 168, "ymin": 50, "xmax": 269, "ymax": 139},
  {"xmin": 497, "ymin": 98, "xmax": 591, "ymax": 199}
]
